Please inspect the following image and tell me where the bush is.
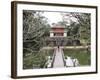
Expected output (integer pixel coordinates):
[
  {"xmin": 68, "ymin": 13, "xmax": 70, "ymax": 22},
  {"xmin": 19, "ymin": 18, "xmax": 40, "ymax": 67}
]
[{"xmin": 23, "ymin": 49, "xmax": 54, "ymax": 69}]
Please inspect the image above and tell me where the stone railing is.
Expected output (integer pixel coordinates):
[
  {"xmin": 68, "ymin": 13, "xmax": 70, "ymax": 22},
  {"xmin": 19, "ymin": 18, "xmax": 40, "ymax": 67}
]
[
  {"xmin": 43, "ymin": 49, "xmax": 56, "ymax": 68},
  {"xmin": 51, "ymin": 49, "xmax": 56, "ymax": 68}
]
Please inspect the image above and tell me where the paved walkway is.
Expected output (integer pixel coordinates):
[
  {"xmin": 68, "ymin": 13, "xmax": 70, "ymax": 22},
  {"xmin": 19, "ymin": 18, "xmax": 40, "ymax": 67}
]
[{"xmin": 53, "ymin": 47, "xmax": 65, "ymax": 68}]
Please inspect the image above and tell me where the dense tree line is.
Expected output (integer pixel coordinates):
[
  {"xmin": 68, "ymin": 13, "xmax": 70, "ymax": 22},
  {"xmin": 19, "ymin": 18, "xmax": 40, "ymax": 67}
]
[
  {"xmin": 58, "ymin": 12, "xmax": 91, "ymax": 45},
  {"xmin": 23, "ymin": 10, "xmax": 50, "ymax": 52},
  {"xmin": 23, "ymin": 10, "xmax": 51, "ymax": 69},
  {"xmin": 70, "ymin": 13, "xmax": 91, "ymax": 45}
]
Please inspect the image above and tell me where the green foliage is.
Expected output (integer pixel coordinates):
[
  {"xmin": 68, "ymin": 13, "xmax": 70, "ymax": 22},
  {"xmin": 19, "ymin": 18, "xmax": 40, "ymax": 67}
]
[
  {"xmin": 23, "ymin": 49, "xmax": 54, "ymax": 69},
  {"xmin": 70, "ymin": 13, "xmax": 91, "ymax": 44},
  {"xmin": 23, "ymin": 10, "xmax": 52, "ymax": 69},
  {"xmin": 59, "ymin": 12, "xmax": 91, "ymax": 44},
  {"xmin": 64, "ymin": 49, "xmax": 91, "ymax": 66},
  {"xmin": 23, "ymin": 10, "xmax": 50, "ymax": 51}
]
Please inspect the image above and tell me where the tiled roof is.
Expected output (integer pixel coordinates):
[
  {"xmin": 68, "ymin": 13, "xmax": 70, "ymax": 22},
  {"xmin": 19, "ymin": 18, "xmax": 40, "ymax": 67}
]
[{"xmin": 51, "ymin": 26, "xmax": 65, "ymax": 28}]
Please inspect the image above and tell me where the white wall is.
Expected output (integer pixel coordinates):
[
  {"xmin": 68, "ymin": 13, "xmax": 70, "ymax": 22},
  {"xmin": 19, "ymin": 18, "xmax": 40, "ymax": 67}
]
[
  {"xmin": 64, "ymin": 32, "xmax": 67, "ymax": 37},
  {"xmin": 50, "ymin": 32, "xmax": 54, "ymax": 37},
  {"xmin": 0, "ymin": 0, "xmax": 100, "ymax": 80}
]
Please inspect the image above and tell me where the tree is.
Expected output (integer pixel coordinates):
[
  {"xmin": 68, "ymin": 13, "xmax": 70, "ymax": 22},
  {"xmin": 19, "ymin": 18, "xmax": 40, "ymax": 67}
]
[
  {"xmin": 23, "ymin": 10, "xmax": 50, "ymax": 52},
  {"xmin": 60, "ymin": 12, "xmax": 91, "ymax": 45},
  {"xmin": 70, "ymin": 13, "xmax": 91, "ymax": 44}
]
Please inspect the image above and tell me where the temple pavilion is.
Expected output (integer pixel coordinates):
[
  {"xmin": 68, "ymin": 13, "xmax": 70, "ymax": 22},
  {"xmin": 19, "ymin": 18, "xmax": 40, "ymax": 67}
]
[
  {"xmin": 48, "ymin": 24, "xmax": 67, "ymax": 46},
  {"xmin": 50, "ymin": 24, "xmax": 67, "ymax": 37}
]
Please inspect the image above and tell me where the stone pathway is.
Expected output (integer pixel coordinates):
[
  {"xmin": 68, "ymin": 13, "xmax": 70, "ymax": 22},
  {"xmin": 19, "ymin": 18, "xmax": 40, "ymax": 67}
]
[
  {"xmin": 53, "ymin": 47, "xmax": 65, "ymax": 68},
  {"xmin": 42, "ymin": 46, "xmax": 89, "ymax": 50}
]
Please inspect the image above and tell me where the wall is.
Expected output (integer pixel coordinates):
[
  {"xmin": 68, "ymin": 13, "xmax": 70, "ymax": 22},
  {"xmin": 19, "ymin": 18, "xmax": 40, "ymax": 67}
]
[{"xmin": 0, "ymin": 0, "xmax": 100, "ymax": 80}]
